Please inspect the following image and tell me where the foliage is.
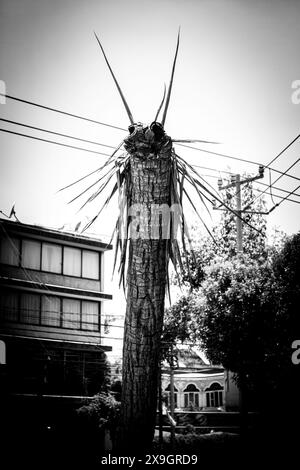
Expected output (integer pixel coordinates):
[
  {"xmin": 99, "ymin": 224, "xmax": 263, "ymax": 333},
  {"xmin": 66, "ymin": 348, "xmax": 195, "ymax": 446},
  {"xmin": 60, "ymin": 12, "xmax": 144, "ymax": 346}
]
[
  {"xmin": 153, "ymin": 431, "xmax": 240, "ymax": 456},
  {"xmin": 196, "ymin": 255, "xmax": 275, "ymax": 386},
  {"xmin": 77, "ymin": 392, "xmax": 120, "ymax": 435},
  {"xmin": 267, "ymin": 232, "xmax": 300, "ymax": 373},
  {"xmin": 163, "ymin": 293, "xmax": 200, "ymax": 346},
  {"xmin": 166, "ymin": 232, "xmax": 300, "ymax": 399}
]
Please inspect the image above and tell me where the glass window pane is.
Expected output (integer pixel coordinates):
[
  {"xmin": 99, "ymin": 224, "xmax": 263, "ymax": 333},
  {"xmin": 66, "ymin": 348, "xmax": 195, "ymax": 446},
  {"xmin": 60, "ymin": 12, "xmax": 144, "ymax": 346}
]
[
  {"xmin": 63, "ymin": 247, "xmax": 81, "ymax": 277},
  {"xmin": 0, "ymin": 237, "xmax": 20, "ymax": 266},
  {"xmin": 82, "ymin": 251, "xmax": 99, "ymax": 279},
  {"xmin": 184, "ymin": 394, "xmax": 188, "ymax": 408},
  {"xmin": 206, "ymin": 394, "xmax": 210, "ymax": 407},
  {"xmin": 22, "ymin": 240, "xmax": 41, "ymax": 270},
  {"xmin": 0, "ymin": 292, "xmax": 18, "ymax": 321},
  {"xmin": 82, "ymin": 301, "xmax": 99, "ymax": 331},
  {"xmin": 41, "ymin": 295, "xmax": 60, "ymax": 326},
  {"xmin": 20, "ymin": 293, "xmax": 40, "ymax": 324},
  {"xmin": 42, "ymin": 243, "xmax": 62, "ymax": 273},
  {"xmin": 62, "ymin": 298, "xmax": 80, "ymax": 329}
]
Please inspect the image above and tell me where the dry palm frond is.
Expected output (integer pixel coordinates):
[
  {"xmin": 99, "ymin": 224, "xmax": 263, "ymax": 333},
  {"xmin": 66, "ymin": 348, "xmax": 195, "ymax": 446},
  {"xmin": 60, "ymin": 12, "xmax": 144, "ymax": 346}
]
[
  {"xmin": 60, "ymin": 31, "xmax": 262, "ymax": 288},
  {"xmin": 61, "ymin": 129, "xmax": 263, "ymax": 289}
]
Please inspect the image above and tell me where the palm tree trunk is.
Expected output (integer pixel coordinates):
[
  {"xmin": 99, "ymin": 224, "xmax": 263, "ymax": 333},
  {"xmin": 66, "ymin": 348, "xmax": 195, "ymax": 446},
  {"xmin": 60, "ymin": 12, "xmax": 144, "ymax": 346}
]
[{"xmin": 115, "ymin": 154, "xmax": 171, "ymax": 454}]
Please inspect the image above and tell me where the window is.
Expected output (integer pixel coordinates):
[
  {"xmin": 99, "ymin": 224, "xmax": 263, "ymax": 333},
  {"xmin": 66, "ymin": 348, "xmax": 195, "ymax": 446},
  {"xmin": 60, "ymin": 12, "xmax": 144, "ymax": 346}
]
[
  {"xmin": 0, "ymin": 237, "xmax": 20, "ymax": 266},
  {"xmin": 0, "ymin": 292, "xmax": 19, "ymax": 322},
  {"xmin": 82, "ymin": 250, "xmax": 99, "ymax": 279},
  {"xmin": 1, "ymin": 234, "xmax": 101, "ymax": 280},
  {"xmin": 0, "ymin": 290, "xmax": 100, "ymax": 331},
  {"xmin": 22, "ymin": 240, "xmax": 41, "ymax": 269},
  {"xmin": 41, "ymin": 295, "xmax": 60, "ymax": 326},
  {"xmin": 42, "ymin": 243, "xmax": 62, "ymax": 273},
  {"xmin": 82, "ymin": 300, "xmax": 99, "ymax": 331},
  {"xmin": 63, "ymin": 247, "xmax": 81, "ymax": 277},
  {"xmin": 62, "ymin": 298, "xmax": 80, "ymax": 329},
  {"xmin": 183, "ymin": 384, "xmax": 200, "ymax": 409},
  {"xmin": 205, "ymin": 382, "xmax": 223, "ymax": 408},
  {"xmin": 20, "ymin": 293, "xmax": 40, "ymax": 324}
]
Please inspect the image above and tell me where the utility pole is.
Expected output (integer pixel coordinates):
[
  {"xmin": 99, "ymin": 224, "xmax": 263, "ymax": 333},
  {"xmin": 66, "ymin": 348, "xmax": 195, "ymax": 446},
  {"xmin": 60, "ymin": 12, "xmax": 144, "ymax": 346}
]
[
  {"xmin": 169, "ymin": 344, "xmax": 175, "ymax": 448},
  {"xmin": 214, "ymin": 166, "xmax": 266, "ymax": 253},
  {"xmin": 235, "ymin": 174, "xmax": 242, "ymax": 252}
]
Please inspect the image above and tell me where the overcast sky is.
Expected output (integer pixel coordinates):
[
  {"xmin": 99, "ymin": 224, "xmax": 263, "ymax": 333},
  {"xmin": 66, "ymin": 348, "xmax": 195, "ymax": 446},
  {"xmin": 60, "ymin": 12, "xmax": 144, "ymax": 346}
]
[{"xmin": 1, "ymin": 0, "xmax": 300, "ymax": 327}]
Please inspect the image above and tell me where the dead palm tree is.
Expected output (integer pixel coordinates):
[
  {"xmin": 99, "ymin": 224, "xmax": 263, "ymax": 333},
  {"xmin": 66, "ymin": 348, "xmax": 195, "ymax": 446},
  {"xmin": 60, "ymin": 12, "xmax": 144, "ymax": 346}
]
[{"xmin": 61, "ymin": 30, "xmax": 254, "ymax": 455}]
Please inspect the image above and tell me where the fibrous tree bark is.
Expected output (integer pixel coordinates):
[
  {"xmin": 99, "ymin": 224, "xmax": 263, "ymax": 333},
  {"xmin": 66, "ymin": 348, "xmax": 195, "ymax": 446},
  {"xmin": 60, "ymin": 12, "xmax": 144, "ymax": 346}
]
[{"xmin": 116, "ymin": 126, "xmax": 172, "ymax": 454}]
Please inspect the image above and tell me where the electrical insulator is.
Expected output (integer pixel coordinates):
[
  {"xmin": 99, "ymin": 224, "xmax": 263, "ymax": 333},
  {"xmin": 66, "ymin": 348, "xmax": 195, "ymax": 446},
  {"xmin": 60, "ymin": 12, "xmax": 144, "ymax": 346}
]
[
  {"xmin": 259, "ymin": 165, "xmax": 264, "ymax": 177},
  {"xmin": 217, "ymin": 178, "xmax": 222, "ymax": 190}
]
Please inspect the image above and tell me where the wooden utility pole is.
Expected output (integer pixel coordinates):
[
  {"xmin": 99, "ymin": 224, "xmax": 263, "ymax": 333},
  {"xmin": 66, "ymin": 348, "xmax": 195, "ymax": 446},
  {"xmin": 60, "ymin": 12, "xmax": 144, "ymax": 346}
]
[
  {"xmin": 215, "ymin": 166, "xmax": 265, "ymax": 253},
  {"xmin": 169, "ymin": 344, "xmax": 175, "ymax": 447},
  {"xmin": 235, "ymin": 174, "xmax": 242, "ymax": 252}
]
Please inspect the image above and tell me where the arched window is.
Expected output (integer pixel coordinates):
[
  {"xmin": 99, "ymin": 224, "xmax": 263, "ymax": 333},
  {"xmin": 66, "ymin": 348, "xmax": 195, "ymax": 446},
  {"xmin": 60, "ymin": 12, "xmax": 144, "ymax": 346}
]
[
  {"xmin": 165, "ymin": 384, "xmax": 178, "ymax": 408},
  {"xmin": 205, "ymin": 382, "xmax": 224, "ymax": 408},
  {"xmin": 183, "ymin": 384, "xmax": 200, "ymax": 409}
]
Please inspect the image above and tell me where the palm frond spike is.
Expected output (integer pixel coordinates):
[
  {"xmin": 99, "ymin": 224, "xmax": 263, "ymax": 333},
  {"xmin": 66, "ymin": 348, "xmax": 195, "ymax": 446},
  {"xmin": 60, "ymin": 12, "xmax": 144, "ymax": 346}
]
[
  {"xmin": 161, "ymin": 28, "xmax": 180, "ymax": 127},
  {"xmin": 94, "ymin": 32, "xmax": 134, "ymax": 124}
]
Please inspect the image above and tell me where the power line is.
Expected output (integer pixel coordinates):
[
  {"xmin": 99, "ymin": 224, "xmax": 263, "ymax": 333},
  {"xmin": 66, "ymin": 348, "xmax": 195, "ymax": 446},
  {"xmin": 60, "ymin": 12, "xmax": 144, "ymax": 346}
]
[
  {"xmin": 177, "ymin": 143, "xmax": 300, "ymax": 183},
  {"xmin": 0, "ymin": 92, "xmax": 127, "ymax": 132},
  {"xmin": 0, "ymin": 118, "xmax": 118, "ymax": 150},
  {"xmin": 2, "ymin": 92, "xmax": 300, "ymax": 183},
  {"xmin": 2, "ymin": 126, "xmax": 298, "ymax": 209},
  {"xmin": 243, "ymin": 157, "xmax": 300, "ymax": 211},
  {"xmin": 267, "ymin": 133, "xmax": 300, "ymax": 167},
  {"xmin": 269, "ymin": 183, "xmax": 300, "ymax": 212},
  {"xmin": 252, "ymin": 187, "xmax": 300, "ymax": 204},
  {"xmin": 191, "ymin": 164, "xmax": 300, "ymax": 200},
  {"xmin": 256, "ymin": 180, "xmax": 300, "ymax": 198},
  {"xmin": 0, "ymin": 128, "xmax": 112, "ymax": 157}
]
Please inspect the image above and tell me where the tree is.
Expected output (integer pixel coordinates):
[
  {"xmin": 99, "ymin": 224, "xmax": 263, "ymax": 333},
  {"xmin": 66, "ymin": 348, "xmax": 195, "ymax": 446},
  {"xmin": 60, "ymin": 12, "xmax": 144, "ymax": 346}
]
[
  {"xmin": 196, "ymin": 256, "xmax": 274, "ymax": 391},
  {"xmin": 62, "ymin": 33, "xmax": 233, "ymax": 454}
]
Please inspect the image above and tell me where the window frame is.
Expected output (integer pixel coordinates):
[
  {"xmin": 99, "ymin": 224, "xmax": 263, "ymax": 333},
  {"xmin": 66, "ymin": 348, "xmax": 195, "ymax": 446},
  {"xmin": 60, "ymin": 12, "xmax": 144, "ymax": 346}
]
[
  {"xmin": 41, "ymin": 242, "xmax": 63, "ymax": 274},
  {"xmin": 183, "ymin": 384, "xmax": 200, "ymax": 409},
  {"xmin": 205, "ymin": 382, "xmax": 224, "ymax": 408},
  {"xmin": 0, "ymin": 235, "xmax": 101, "ymax": 281},
  {"xmin": 0, "ymin": 236, "xmax": 21, "ymax": 266},
  {"xmin": 21, "ymin": 238, "xmax": 42, "ymax": 270},
  {"xmin": 2, "ymin": 290, "xmax": 101, "ymax": 332}
]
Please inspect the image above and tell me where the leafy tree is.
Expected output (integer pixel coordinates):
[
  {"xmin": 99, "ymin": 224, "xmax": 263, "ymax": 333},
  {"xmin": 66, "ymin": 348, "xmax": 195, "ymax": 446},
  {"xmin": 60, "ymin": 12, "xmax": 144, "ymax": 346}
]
[{"xmin": 196, "ymin": 255, "xmax": 274, "ymax": 392}]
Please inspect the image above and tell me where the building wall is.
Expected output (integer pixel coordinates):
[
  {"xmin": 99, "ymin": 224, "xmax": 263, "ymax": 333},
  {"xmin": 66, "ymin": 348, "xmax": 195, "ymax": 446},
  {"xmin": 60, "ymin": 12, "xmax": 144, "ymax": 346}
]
[
  {"xmin": 0, "ymin": 220, "xmax": 113, "ymax": 402},
  {"xmin": 162, "ymin": 372, "xmax": 225, "ymax": 411},
  {"xmin": 0, "ymin": 264, "xmax": 101, "ymax": 292}
]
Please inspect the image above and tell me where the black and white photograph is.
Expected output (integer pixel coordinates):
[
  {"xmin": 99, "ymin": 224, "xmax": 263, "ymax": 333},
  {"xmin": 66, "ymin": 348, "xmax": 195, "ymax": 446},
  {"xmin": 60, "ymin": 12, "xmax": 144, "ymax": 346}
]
[{"xmin": 1, "ymin": 0, "xmax": 300, "ymax": 467}]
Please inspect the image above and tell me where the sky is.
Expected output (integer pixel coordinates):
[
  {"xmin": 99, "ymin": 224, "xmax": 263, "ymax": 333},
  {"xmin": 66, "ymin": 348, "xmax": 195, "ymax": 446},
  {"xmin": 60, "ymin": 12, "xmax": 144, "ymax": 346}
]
[{"xmin": 1, "ymin": 0, "xmax": 300, "ymax": 345}]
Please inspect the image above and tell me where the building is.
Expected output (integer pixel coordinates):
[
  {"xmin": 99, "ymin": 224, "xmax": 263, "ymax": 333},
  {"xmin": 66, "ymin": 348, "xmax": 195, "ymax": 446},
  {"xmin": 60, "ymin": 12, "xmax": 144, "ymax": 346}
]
[
  {"xmin": 160, "ymin": 346, "xmax": 242, "ymax": 433},
  {"xmin": 162, "ymin": 346, "xmax": 226, "ymax": 411},
  {"xmin": 162, "ymin": 345, "xmax": 240, "ymax": 412},
  {"xmin": 0, "ymin": 218, "xmax": 113, "ymax": 444}
]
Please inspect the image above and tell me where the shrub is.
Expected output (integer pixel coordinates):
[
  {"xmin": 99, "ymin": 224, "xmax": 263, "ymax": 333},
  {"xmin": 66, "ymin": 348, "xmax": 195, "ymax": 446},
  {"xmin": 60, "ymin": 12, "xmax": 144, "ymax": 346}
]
[{"xmin": 77, "ymin": 392, "xmax": 120, "ymax": 436}]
